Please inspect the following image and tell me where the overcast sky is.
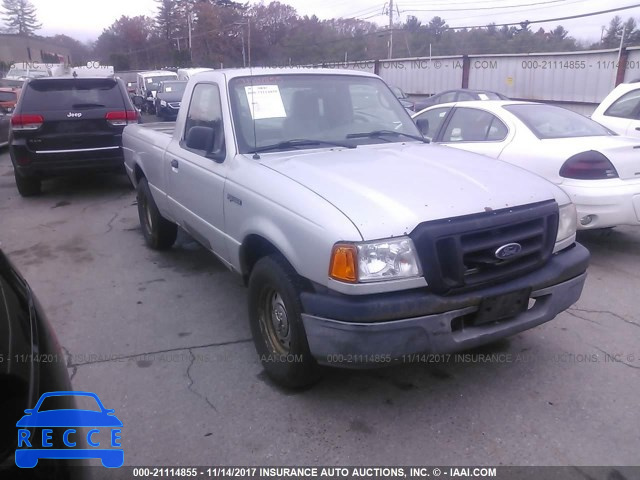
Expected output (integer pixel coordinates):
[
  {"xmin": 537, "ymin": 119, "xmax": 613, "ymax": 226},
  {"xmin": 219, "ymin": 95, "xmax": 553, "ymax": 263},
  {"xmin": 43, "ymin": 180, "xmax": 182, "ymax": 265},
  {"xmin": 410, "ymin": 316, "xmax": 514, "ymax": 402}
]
[{"xmin": 24, "ymin": 0, "xmax": 640, "ymax": 45}]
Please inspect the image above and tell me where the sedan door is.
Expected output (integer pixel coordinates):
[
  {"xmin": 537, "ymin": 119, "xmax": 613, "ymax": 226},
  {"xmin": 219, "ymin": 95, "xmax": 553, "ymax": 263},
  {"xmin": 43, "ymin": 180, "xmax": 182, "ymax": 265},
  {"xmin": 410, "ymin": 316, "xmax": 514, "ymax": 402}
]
[{"xmin": 434, "ymin": 107, "xmax": 512, "ymax": 158}]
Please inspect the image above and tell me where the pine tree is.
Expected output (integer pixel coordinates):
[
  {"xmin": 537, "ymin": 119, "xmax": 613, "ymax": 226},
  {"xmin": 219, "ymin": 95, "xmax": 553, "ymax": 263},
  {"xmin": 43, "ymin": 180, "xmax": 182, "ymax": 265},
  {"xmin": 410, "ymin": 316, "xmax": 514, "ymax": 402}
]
[{"xmin": 2, "ymin": 0, "xmax": 42, "ymax": 35}]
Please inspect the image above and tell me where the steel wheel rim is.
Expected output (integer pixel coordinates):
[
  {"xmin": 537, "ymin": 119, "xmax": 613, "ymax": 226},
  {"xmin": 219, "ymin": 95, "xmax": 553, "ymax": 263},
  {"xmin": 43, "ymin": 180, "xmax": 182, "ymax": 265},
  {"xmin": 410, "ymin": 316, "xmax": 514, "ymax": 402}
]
[
  {"xmin": 142, "ymin": 194, "xmax": 154, "ymax": 233},
  {"xmin": 258, "ymin": 287, "xmax": 291, "ymax": 354}
]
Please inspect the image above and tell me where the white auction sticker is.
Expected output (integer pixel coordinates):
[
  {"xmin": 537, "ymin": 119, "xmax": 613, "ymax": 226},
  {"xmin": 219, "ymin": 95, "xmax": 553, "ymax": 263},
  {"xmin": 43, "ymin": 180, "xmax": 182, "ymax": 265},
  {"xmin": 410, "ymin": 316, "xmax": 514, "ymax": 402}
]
[{"xmin": 245, "ymin": 85, "xmax": 287, "ymax": 120}]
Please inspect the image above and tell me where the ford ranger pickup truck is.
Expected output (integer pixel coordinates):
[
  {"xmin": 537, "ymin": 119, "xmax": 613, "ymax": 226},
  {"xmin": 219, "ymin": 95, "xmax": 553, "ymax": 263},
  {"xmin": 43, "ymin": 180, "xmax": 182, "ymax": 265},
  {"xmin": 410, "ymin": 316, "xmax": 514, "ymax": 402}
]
[{"xmin": 123, "ymin": 68, "xmax": 589, "ymax": 388}]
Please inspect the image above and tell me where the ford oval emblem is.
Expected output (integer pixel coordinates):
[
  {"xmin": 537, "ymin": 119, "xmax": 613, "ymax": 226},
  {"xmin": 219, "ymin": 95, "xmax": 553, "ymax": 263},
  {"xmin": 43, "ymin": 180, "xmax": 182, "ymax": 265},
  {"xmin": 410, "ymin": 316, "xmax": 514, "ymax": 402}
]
[{"xmin": 495, "ymin": 242, "xmax": 522, "ymax": 260}]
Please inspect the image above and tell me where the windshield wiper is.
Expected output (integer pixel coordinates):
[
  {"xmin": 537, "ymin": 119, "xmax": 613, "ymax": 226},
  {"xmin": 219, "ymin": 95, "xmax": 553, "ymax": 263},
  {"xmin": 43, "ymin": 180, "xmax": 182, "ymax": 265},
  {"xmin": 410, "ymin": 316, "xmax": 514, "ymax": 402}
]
[
  {"xmin": 249, "ymin": 138, "xmax": 356, "ymax": 154},
  {"xmin": 72, "ymin": 103, "xmax": 106, "ymax": 109},
  {"xmin": 346, "ymin": 130, "xmax": 429, "ymax": 143}
]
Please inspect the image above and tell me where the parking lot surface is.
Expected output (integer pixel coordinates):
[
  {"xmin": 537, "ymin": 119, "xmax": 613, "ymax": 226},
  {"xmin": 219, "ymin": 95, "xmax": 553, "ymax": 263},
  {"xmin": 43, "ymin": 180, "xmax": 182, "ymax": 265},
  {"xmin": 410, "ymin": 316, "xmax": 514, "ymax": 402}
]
[{"xmin": 1, "ymin": 145, "xmax": 639, "ymax": 467}]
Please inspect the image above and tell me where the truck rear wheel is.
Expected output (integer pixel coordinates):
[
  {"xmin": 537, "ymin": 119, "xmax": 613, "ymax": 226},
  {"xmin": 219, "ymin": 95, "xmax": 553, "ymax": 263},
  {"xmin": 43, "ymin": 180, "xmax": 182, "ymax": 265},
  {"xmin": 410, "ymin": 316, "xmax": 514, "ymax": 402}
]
[
  {"xmin": 136, "ymin": 177, "xmax": 177, "ymax": 250},
  {"xmin": 248, "ymin": 255, "xmax": 321, "ymax": 388},
  {"xmin": 14, "ymin": 170, "xmax": 41, "ymax": 197}
]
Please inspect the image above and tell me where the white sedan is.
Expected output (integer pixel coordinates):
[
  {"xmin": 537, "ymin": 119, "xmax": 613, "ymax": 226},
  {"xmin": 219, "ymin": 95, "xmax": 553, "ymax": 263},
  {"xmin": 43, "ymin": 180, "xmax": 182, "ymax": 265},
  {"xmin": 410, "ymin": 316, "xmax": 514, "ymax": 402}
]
[{"xmin": 412, "ymin": 101, "xmax": 640, "ymax": 229}]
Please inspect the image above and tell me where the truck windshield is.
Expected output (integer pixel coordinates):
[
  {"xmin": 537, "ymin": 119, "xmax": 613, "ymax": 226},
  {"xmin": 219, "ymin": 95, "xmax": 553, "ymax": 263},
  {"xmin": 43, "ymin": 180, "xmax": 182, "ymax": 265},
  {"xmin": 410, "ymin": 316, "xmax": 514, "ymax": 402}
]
[{"xmin": 229, "ymin": 74, "xmax": 422, "ymax": 153}]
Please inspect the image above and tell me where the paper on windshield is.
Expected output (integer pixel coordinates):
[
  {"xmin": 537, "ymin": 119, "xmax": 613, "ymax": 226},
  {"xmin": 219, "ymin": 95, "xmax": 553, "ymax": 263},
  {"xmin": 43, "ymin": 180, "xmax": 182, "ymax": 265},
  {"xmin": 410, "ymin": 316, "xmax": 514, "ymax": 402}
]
[
  {"xmin": 245, "ymin": 85, "xmax": 286, "ymax": 120},
  {"xmin": 477, "ymin": 93, "xmax": 489, "ymax": 100}
]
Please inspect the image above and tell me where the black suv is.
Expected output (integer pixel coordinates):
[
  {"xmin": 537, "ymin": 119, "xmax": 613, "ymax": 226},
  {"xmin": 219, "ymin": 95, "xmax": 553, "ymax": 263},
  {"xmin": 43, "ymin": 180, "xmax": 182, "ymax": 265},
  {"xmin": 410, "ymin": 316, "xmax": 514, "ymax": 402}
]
[{"xmin": 9, "ymin": 76, "xmax": 137, "ymax": 196}]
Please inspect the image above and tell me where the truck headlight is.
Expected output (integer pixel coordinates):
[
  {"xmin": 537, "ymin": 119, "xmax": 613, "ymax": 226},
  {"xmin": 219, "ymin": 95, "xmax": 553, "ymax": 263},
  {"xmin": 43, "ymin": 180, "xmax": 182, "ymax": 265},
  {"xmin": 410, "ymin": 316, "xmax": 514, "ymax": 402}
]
[
  {"xmin": 556, "ymin": 203, "xmax": 577, "ymax": 243},
  {"xmin": 330, "ymin": 237, "xmax": 422, "ymax": 283}
]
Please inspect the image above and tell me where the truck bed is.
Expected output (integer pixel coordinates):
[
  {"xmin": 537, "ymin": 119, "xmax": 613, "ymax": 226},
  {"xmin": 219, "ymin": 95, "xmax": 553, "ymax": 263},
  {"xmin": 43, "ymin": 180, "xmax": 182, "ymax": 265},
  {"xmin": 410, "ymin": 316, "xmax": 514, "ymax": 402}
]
[{"xmin": 135, "ymin": 122, "xmax": 176, "ymax": 136}]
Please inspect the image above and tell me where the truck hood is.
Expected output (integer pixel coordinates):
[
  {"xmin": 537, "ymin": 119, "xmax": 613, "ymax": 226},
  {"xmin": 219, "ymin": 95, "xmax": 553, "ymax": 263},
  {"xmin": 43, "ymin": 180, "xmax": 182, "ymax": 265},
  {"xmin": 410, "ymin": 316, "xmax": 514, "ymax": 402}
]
[{"xmin": 260, "ymin": 142, "xmax": 568, "ymax": 240}]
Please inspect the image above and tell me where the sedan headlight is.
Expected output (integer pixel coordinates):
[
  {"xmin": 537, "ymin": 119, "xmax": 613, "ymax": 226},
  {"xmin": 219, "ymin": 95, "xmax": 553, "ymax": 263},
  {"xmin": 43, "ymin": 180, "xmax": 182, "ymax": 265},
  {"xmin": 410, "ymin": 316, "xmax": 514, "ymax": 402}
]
[
  {"xmin": 556, "ymin": 203, "xmax": 577, "ymax": 243},
  {"xmin": 330, "ymin": 237, "xmax": 422, "ymax": 283}
]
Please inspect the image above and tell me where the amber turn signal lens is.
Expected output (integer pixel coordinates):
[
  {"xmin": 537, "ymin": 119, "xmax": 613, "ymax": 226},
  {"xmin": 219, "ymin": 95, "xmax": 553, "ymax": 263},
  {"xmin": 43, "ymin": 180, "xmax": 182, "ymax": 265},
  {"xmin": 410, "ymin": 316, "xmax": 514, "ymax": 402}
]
[{"xmin": 329, "ymin": 244, "xmax": 358, "ymax": 283}]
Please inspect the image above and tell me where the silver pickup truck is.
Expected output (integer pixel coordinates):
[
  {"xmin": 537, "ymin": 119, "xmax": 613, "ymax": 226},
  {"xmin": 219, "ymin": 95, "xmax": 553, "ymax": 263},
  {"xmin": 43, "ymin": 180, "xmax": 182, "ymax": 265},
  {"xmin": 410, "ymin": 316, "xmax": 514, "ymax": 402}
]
[{"xmin": 123, "ymin": 68, "xmax": 589, "ymax": 387}]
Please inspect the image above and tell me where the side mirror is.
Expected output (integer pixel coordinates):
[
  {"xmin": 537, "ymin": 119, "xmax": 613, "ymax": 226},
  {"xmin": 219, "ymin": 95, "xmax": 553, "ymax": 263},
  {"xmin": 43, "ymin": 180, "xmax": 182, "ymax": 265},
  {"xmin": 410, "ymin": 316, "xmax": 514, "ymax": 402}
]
[
  {"xmin": 132, "ymin": 95, "xmax": 145, "ymax": 107},
  {"xmin": 415, "ymin": 118, "xmax": 429, "ymax": 136},
  {"xmin": 186, "ymin": 126, "xmax": 215, "ymax": 152}
]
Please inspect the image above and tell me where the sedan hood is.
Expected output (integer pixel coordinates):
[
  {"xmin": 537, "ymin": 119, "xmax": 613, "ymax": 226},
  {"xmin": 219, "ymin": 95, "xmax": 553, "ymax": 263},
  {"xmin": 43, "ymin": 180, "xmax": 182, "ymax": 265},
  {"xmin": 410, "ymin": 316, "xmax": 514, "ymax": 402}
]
[
  {"xmin": 543, "ymin": 135, "xmax": 640, "ymax": 181},
  {"xmin": 261, "ymin": 142, "xmax": 567, "ymax": 240}
]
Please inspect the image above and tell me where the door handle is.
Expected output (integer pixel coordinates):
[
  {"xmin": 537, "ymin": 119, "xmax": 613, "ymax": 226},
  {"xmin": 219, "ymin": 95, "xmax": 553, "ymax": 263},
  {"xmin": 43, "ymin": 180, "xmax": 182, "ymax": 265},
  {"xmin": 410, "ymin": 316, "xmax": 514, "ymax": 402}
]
[{"xmin": 170, "ymin": 159, "xmax": 179, "ymax": 169}]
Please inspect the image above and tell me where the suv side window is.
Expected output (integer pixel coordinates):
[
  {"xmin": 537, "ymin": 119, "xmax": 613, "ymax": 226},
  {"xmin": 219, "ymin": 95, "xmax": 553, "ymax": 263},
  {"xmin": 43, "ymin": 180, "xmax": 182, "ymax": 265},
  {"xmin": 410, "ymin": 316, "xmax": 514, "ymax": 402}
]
[
  {"xmin": 442, "ymin": 108, "xmax": 508, "ymax": 142},
  {"xmin": 184, "ymin": 83, "xmax": 226, "ymax": 161},
  {"xmin": 604, "ymin": 89, "xmax": 640, "ymax": 119}
]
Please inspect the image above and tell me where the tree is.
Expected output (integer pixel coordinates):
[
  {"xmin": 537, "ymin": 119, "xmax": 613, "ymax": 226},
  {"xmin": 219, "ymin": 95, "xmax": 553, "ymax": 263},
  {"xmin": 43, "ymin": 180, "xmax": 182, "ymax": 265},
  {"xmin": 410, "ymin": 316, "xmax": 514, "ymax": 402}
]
[
  {"xmin": 602, "ymin": 16, "xmax": 623, "ymax": 48},
  {"xmin": 93, "ymin": 15, "xmax": 156, "ymax": 69},
  {"xmin": 156, "ymin": 0, "xmax": 179, "ymax": 40},
  {"xmin": 2, "ymin": 0, "xmax": 41, "ymax": 35}
]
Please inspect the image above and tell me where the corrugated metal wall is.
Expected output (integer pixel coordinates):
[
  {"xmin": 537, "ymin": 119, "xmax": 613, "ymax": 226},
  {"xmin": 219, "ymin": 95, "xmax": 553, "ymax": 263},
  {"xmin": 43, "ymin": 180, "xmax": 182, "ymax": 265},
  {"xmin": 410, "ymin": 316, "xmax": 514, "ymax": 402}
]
[
  {"xmin": 377, "ymin": 49, "xmax": 625, "ymax": 102},
  {"xmin": 316, "ymin": 47, "xmax": 640, "ymax": 114}
]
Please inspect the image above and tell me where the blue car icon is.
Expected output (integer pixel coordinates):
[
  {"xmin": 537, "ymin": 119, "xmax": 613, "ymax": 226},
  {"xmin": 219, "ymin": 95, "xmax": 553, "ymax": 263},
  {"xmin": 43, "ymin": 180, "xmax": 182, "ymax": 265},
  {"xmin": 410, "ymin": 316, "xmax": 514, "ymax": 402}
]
[{"xmin": 16, "ymin": 391, "xmax": 123, "ymax": 468}]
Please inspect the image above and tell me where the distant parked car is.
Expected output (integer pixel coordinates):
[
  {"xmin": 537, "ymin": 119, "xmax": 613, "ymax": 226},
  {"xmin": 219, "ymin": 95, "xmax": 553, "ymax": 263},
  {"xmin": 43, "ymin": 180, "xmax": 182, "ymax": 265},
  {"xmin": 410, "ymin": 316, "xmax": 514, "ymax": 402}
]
[
  {"xmin": 177, "ymin": 67, "xmax": 214, "ymax": 81},
  {"xmin": 591, "ymin": 81, "xmax": 640, "ymax": 137},
  {"xmin": 0, "ymin": 87, "xmax": 19, "ymax": 147},
  {"xmin": 413, "ymin": 100, "xmax": 640, "ymax": 230},
  {"xmin": 413, "ymin": 88, "xmax": 509, "ymax": 112},
  {"xmin": 389, "ymin": 85, "xmax": 415, "ymax": 112},
  {"xmin": 135, "ymin": 70, "xmax": 179, "ymax": 114},
  {"xmin": 9, "ymin": 76, "xmax": 138, "ymax": 196},
  {"xmin": 154, "ymin": 80, "xmax": 187, "ymax": 120}
]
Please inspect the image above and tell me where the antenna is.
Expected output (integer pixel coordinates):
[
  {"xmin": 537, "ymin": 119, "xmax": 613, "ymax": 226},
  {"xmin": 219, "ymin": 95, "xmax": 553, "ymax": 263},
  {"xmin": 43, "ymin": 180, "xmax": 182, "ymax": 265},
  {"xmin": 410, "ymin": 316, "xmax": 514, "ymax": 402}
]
[{"xmin": 248, "ymin": 18, "xmax": 260, "ymax": 160}]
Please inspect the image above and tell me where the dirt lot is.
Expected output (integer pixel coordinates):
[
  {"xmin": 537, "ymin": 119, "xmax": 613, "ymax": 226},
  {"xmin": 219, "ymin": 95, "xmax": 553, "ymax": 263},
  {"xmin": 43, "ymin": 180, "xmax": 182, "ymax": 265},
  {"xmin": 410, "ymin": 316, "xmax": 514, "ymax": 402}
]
[{"xmin": 1, "ymin": 145, "xmax": 639, "ymax": 469}]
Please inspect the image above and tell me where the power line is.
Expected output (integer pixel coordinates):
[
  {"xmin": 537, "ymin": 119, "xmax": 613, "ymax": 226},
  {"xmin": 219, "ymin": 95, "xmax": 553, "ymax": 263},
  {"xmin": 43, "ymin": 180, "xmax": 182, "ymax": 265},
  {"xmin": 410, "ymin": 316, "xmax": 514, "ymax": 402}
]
[
  {"xmin": 442, "ymin": 2, "xmax": 640, "ymax": 29},
  {"xmin": 338, "ymin": 4, "xmax": 386, "ymax": 19},
  {"xmin": 401, "ymin": 0, "xmax": 574, "ymax": 13}
]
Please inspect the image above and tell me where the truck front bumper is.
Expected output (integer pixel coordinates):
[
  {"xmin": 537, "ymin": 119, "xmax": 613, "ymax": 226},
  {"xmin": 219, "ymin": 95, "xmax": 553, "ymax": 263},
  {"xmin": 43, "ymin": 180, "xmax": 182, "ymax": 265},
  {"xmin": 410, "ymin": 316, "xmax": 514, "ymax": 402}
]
[{"xmin": 300, "ymin": 243, "xmax": 589, "ymax": 367}]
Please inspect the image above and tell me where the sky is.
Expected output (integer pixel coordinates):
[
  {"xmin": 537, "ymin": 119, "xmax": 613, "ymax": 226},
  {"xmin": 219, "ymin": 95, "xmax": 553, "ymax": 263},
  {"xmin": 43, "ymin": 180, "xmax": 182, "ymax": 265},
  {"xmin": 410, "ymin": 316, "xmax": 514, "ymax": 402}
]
[{"xmin": 20, "ymin": 0, "xmax": 640, "ymax": 45}]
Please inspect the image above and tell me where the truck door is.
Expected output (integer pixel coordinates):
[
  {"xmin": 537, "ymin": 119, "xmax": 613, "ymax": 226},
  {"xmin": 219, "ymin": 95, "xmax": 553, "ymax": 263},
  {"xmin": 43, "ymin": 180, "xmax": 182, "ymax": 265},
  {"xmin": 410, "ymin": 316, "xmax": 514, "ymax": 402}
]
[{"xmin": 165, "ymin": 82, "xmax": 230, "ymax": 262}]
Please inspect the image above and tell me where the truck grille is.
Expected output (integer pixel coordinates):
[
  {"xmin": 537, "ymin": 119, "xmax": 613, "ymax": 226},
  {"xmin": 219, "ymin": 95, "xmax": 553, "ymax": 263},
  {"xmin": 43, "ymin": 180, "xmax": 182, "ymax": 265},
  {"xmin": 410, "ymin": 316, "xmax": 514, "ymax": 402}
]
[{"xmin": 409, "ymin": 201, "xmax": 559, "ymax": 294}]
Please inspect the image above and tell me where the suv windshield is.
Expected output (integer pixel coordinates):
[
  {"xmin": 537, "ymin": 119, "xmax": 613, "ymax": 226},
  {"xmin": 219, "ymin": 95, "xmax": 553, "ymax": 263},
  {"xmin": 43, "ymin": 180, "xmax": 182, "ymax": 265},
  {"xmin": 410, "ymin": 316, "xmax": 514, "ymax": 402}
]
[
  {"xmin": 145, "ymin": 75, "xmax": 177, "ymax": 91},
  {"xmin": 161, "ymin": 81, "xmax": 186, "ymax": 95},
  {"xmin": 229, "ymin": 74, "xmax": 421, "ymax": 153},
  {"xmin": 22, "ymin": 78, "xmax": 125, "ymax": 110}
]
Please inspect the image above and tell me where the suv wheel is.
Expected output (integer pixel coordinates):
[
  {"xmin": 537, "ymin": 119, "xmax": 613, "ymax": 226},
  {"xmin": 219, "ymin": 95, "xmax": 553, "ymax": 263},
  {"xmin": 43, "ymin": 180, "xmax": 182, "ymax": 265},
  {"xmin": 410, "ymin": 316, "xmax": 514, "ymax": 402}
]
[
  {"xmin": 136, "ymin": 177, "xmax": 177, "ymax": 249},
  {"xmin": 248, "ymin": 254, "xmax": 321, "ymax": 388},
  {"xmin": 14, "ymin": 170, "xmax": 41, "ymax": 197}
]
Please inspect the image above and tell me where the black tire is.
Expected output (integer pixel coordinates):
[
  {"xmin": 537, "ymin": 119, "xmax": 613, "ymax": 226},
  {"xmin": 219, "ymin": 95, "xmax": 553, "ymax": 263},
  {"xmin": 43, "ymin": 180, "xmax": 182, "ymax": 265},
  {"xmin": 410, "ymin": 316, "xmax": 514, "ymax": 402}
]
[
  {"xmin": 136, "ymin": 177, "xmax": 177, "ymax": 250},
  {"xmin": 248, "ymin": 255, "xmax": 321, "ymax": 388},
  {"xmin": 14, "ymin": 170, "xmax": 41, "ymax": 197}
]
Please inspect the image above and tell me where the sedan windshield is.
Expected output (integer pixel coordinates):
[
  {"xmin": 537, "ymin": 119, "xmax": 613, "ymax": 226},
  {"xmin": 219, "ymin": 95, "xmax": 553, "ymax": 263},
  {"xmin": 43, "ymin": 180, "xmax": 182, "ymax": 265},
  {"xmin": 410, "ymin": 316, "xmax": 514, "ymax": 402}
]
[
  {"xmin": 229, "ymin": 74, "xmax": 422, "ymax": 153},
  {"xmin": 504, "ymin": 104, "xmax": 612, "ymax": 139}
]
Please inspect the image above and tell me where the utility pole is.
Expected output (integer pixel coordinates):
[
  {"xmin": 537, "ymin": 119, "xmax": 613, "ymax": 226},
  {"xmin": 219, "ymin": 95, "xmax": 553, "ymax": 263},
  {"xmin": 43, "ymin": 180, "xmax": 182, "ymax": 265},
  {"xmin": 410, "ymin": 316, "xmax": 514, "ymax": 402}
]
[
  {"xmin": 188, "ymin": 11, "xmax": 193, "ymax": 62},
  {"xmin": 385, "ymin": 1, "xmax": 400, "ymax": 59},
  {"xmin": 388, "ymin": 0, "xmax": 394, "ymax": 59}
]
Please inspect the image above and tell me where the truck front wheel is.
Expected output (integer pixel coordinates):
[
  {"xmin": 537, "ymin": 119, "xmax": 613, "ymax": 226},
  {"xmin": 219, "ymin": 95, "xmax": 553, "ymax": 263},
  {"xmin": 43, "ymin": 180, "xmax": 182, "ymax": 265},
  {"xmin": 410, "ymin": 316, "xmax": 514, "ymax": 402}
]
[
  {"xmin": 248, "ymin": 255, "xmax": 321, "ymax": 388},
  {"xmin": 136, "ymin": 177, "xmax": 177, "ymax": 250}
]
